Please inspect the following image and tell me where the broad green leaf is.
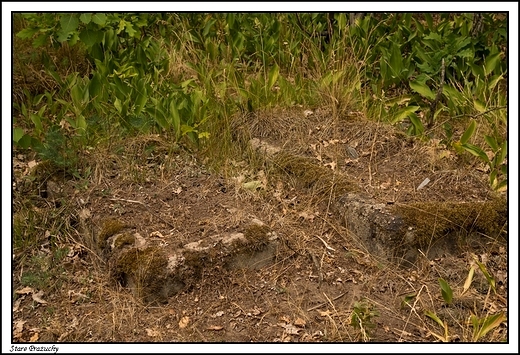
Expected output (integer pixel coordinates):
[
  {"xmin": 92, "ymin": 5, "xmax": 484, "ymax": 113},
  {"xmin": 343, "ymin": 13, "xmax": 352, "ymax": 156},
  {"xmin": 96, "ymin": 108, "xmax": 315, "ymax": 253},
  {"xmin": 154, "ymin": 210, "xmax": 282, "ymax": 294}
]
[
  {"xmin": 202, "ymin": 18, "xmax": 217, "ymax": 37},
  {"xmin": 425, "ymin": 310, "xmax": 449, "ymax": 342},
  {"xmin": 475, "ymin": 258, "xmax": 496, "ymax": 293},
  {"xmin": 391, "ymin": 105, "xmax": 420, "ymax": 124},
  {"xmin": 484, "ymin": 135, "xmax": 498, "ymax": 152},
  {"xmin": 33, "ymin": 34, "xmax": 48, "ymax": 47},
  {"xmin": 16, "ymin": 27, "xmax": 39, "ymax": 39},
  {"xmin": 336, "ymin": 13, "xmax": 347, "ymax": 31},
  {"xmin": 267, "ymin": 64, "xmax": 280, "ymax": 89},
  {"xmin": 71, "ymin": 84, "xmax": 84, "ymax": 107},
  {"xmin": 170, "ymin": 101, "xmax": 181, "ymax": 137},
  {"xmin": 180, "ymin": 79, "xmax": 195, "ymax": 89},
  {"xmin": 79, "ymin": 13, "xmax": 92, "ymax": 24},
  {"xmin": 124, "ymin": 22, "xmax": 138, "ymax": 37},
  {"xmin": 20, "ymin": 103, "xmax": 27, "ymax": 118},
  {"xmin": 462, "ymin": 143, "xmax": 490, "ymax": 164},
  {"xmin": 18, "ymin": 134, "xmax": 33, "ymax": 149},
  {"xmin": 484, "ymin": 52, "xmax": 502, "ymax": 76},
  {"xmin": 114, "ymin": 97, "xmax": 122, "ymax": 113},
  {"xmin": 489, "ymin": 170, "xmax": 498, "ymax": 188},
  {"xmin": 181, "ymin": 124, "xmax": 196, "ymax": 135},
  {"xmin": 424, "ymin": 13, "xmax": 434, "ymax": 29},
  {"xmin": 460, "ymin": 120, "xmax": 477, "ymax": 144},
  {"xmin": 134, "ymin": 82, "xmax": 148, "ymax": 116},
  {"xmin": 13, "ymin": 127, "xmax": 25, "ymax": 143},
  {"xmin": 30, "ymin": 113, "xmax": 43, "ymax": 134},
  {"xmin": 423, "ymin": 32, "xmax": 443, "ymax": 44},
  {"xmin": 488, "ymin": 74, "xmax": 504, "ymax": 90},
  {"xmin": 60, "ymin": 14, "xmax": 79, "ymax": 34},
  {"xmin": 57, "ymin": 29, "xmax": 71, "ymax": 43},
  {"xmin": 496, "ymin": 179, "xmax": 508, "ymax": 192},
  {"xmin": 408, "ymin": 112, "xmax": 424, "ymax": 136},
  {"xmin": 79, "ymin": 29, "xmax": 103, "ymax": 47},
  {"xmin": 472, "ymin": 313, "xmax": 506, "ymax": 341},
  {"xmin": 473, "ymin": 100, "xmax": 486, "ymax": 113},
  {"xmin": 389, "ymin": 43, "xmax": 403, "ymax": 79},
  {"xmin": 425, "ymin": 310, "xmax": 445, "ymax": 329},
  {"xmin": 147, "ymin": 105, "xmax": 167, "ymax": 130},
  {"xmin": 410, "ymin": 80, "xmax": 436, "ymax": 100},
  {"xmin": 496, "ymin": 140, "xmax": 507, "ymax": 166},
  {"xmin": 468, "ymin": 62, "xmax": 485, "ymax": 79},
  {"xmin": 438, "ymin": 278, "xmax": 453, "ymax": 304},
  {"xmin": 92, "ymin": 13, "xmax": 107, "ymax": 26},
  {"xmin": 76, "ymin": 115, "xmax": 87, "ymax": 130},
  {"xmin": 89, "ymin": 73, "xmax": 102, "ymax": 99}
]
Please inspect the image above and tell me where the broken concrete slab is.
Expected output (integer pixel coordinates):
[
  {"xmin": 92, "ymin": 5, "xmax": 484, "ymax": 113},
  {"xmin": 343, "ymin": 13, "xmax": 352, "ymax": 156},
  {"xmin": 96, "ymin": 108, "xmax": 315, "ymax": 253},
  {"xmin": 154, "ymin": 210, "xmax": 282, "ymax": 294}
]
[
  {"xmin": 246, "ymin": 136, "xmax": 507, "ymax": 266},
  {"xmin": 99, "ymin": 217, "xmax": 279, "ymax": 304},
  {"xmin": 334, "ymin": 193, "xmax": 507, "ymax": 265}
]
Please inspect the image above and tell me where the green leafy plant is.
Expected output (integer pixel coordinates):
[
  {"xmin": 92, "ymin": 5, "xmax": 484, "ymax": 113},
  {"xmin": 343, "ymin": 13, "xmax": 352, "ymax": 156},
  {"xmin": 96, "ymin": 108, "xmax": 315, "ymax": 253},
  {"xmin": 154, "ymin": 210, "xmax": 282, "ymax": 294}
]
[
  {"xmin": 471, "ymin": 312, "xmax": 506, "ymax": 342},
  {"xmin": 438, "ymin": 278, "xmax": 453, "ymax": 304},
  {"xmin": 350, "ymin": 299, "xmax": 379, "ymax": 341},
  {"xmin": 425, "ymin": 310, "xmax": 450, "ymax": 342}
]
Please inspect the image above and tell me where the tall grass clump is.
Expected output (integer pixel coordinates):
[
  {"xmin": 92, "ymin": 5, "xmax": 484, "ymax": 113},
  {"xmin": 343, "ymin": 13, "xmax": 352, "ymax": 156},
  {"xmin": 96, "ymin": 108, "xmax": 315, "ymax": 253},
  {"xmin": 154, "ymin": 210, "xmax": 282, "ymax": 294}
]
[{"xmin": 13, "ymin": 13, "xmax": 507, "ymax": 188}]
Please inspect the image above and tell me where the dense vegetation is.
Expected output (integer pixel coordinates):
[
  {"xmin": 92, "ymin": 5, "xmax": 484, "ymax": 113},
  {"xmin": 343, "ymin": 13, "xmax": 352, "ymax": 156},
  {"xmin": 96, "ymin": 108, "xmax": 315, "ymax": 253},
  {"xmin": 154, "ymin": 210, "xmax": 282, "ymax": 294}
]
[
  {"xmin": 11, "ymin": 13, "xmax": 509, "ymax": 344},
  {"xmin": 13, "ymin": 13, "xmax": 507, "ymax": 189}
]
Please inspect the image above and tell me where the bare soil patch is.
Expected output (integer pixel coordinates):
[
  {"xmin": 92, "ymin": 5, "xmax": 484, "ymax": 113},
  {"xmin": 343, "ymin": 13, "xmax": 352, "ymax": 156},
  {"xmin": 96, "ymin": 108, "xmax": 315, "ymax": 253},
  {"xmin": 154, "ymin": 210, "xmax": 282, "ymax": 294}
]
[{"xmin": 12, "ymin": 109, "xmax": 508, "ymax": 343}]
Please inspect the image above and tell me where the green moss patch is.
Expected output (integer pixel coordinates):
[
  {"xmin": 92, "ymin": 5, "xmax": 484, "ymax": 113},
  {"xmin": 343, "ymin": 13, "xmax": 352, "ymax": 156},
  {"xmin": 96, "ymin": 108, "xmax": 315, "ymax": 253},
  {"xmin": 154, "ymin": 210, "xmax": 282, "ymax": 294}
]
[
  {"xmin": 394, "ymin": 198, "xmax": 507, "ymax": 249},
  {"xmin": 97, "ymin": 218, "xmax": 126, "ymax": 250},
  {"xmin": 114, "ymin": 246, "xmax": 169, "ymax": 303},
  {"xmin": 273, "ymin": 153, "xmax": 358, "ymax": 196}
]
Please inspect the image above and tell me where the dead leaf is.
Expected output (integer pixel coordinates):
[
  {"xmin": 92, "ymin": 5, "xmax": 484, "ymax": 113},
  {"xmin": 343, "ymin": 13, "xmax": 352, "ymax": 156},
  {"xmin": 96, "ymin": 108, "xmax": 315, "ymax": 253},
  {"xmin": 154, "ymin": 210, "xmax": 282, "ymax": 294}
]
[
  {"xmin": 78, "ymin": 208, "xmax": 91, "ymax": 220},
  {"xmin": 29, "ymin": 332, "xmax": 39, "ymax": 342},
  {"xmin": 32, "ymin": 291, "xmax": 48, "ymax": 304},
  {"xmin": 211, "ymin": 311, "xmax": 224, "ymax": 318},
  {"xmin": 207, "ymin": 325, "xmax": 224, "ymax": 331},
  {"xmin": 13, "ymin": 298, "xmax": 23, "ymax": 312},
  {"xmin": 294, "ymin": 318, "xmax": 306, "ymax": 328},
  {"xmin": 146, "ymin": 328, "xmax": 160, "ymax": 337},
  {"xmin": 179, "ymin": 316, "xmax": 190, "ymax": 329},
  {"xmin": 279, "ymin": 315, "xmax": 291, "ymax": 323},
  {"xmin": 59, "ymin": 119, "xmax": 72, "ymax": 131},
  {"xmin": 27, "ymin": 160, "xmax": 38, "ymax": 170},
  {"xmin": 16, "ymin": 286, "xmax": 34, "ymax": 295},
  {"xmin": 282, "ymin": 323, "xmax": 301, "ymax": 335},
  {"xmin": 150, "ymin": 231, "xmax": 165, "ymax": 238},
  {"xmin": 319, "ymin": 310, "xmax": 332, "ymax": 317},
  {"xmin": 14, "ymin": 320, "xmax": 26, "ymax": 339}
]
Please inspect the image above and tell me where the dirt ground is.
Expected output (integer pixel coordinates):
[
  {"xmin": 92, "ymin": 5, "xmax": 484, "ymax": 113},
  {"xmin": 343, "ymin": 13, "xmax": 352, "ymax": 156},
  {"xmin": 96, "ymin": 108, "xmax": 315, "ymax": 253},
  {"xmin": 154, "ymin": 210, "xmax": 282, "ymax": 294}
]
[{"xmin": 11, "ymin": 108, "xmax": 508, "ymax": 345}]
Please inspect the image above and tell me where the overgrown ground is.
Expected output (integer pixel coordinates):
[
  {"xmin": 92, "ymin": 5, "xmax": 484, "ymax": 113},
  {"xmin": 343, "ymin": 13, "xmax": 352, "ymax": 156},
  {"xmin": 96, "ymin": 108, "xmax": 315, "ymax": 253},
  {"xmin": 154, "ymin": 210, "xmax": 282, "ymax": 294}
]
[
  {"xmin": 12, "ymin": 110, "xmax": 508, "ymax": 344},
  {"xmin": 9, "ymin": 12, "xmax": 510, "ymax": 347}
]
